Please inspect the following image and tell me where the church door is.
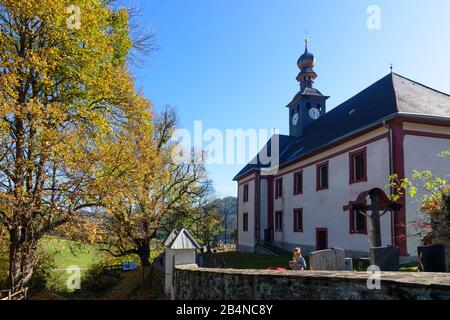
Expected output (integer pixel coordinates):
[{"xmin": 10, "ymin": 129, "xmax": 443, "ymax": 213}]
[{"xmin": 316, "ymin": 228, "xmax": 328, "ymax": 251}]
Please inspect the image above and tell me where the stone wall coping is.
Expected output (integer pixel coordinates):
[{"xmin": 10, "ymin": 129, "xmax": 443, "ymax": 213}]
[{"xmin": 175, "ymin": 265, "xmax": 450, "ymax": 290}]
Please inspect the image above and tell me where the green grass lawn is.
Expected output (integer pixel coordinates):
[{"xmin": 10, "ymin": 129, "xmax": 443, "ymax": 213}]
[
  {"xmin": 40, "ymin": 236, "xmax": 101, "ymax": 269},
  {"xmin": 210, "ymin": 251, "xmax": 293, "ymax": 269},
  {"xmin": 38, "ymin": 236, "xmax": 104, "ymax": 289}
]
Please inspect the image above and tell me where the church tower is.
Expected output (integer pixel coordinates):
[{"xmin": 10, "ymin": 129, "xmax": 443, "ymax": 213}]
[{"xmin": 287, "ymin": 39, "xmax": 329, "ymax": 137}]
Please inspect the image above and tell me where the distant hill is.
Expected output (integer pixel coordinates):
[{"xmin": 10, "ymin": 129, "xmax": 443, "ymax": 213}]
[{"xmin": 210, "ymin": 196, "xmax": 237, "ymax": 243}]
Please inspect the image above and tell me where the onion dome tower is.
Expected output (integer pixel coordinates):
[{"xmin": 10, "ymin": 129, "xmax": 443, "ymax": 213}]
[
  {"xmin": 296, "ymin": 38, "xmax": 317, "ymax": 91},
  {"xmin": 286, "ymin": 38, "xmax": 329, "ymax": 137}
]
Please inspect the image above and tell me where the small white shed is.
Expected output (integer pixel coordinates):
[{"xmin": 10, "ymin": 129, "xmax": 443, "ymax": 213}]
[
  {"xmin": 164, "ymin": 228, "xmax": 201, "ymax": 298},
  {"xmin": 163, "ymin": 229, "xmax": 179, "ymax": 247}
]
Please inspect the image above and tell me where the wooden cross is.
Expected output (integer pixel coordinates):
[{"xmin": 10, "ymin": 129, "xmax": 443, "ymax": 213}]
[{"xmin": 344, "ymin": 188, "xmax": 401, "ymax": 248}]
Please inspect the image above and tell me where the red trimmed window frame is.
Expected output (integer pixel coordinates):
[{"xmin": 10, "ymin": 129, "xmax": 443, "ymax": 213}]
[
  {"xmin": 293, "ymin": 170, "xmax": 303, "ymax": 195},
  {"xmin": 293, "ymin": 208, "xmax": 303, "ymax": 233},
  {"xmin": 243, "ymin": 212, "xmax": 248, "ymax": 232},
  {"xmin": 243, "ymin": 183, "xmax": 249, "ymax": 202},
  {"xmin": 315, "ymin": 228, "xmax": 328, "ymax": 250},
  {"xmin": 349, "ymin": 147, "xmax": 367, "ymax": 184},
  {"xmin": 275, "ymin": 211, "xmax": 283, "ymax": 232},
  {"xmin": 349, "ymin": 208, "xmax": 368, "ymax": 235},
  {"xmin": 275, "ymin": 177, "xmax": 283, "ymax": 199},
  {"xmin": 316, "ymin": 161, "xmax": 329, "ymax": 191}
]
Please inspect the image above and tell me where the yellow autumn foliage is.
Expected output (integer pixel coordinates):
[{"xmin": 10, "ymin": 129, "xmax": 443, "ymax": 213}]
[
  {"xmin": 0, "ymin": 0, "xmax": 161, "ymax": 289},
  {"xmin": 421, "ymin": 186, "xmax": 450, "ymax": 216}
]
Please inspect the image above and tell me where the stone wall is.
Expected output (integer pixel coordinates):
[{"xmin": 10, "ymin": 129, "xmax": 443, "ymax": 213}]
[
  {"xmin": 149, "ymin": 263, "xmax": 165, "ymax": 297},
  {"xmin": 174, "ymin": 264, "xmax": 450, "ymax": 300}
]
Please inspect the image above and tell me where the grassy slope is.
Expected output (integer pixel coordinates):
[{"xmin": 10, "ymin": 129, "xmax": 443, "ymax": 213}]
[
  {"xmin": 40, "ymin": 237, "xmax": 101, "ymax": 270},
  {"xmin": 38, "ymin": 236, "xmax": 103, "ymax": 289}
]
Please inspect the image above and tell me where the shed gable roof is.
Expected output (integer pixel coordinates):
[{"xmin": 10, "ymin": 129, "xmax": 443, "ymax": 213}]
[{"xmin": 165, "ymin": 228, "xmax": 201, "ymax": 250}]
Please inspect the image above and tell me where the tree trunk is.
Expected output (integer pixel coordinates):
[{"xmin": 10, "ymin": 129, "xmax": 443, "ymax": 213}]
[
  {"xmin": 137, "ymin": 240, "xmax": 151, "ymax": 285},
  {"xmin": 138, "ymin": 242, "xmax": 151, "ymax": 267},
  {"xmin": 8, "ymin": 228, "xmax": 38, "ymax": 293}
]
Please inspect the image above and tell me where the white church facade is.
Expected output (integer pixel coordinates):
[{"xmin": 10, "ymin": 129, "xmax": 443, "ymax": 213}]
[{"xmin": 234, "ymin": 41, "xmax": 450, "ymax": 260}]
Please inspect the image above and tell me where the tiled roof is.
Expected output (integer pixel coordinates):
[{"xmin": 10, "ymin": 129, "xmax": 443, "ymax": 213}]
[{"xmin": 234, "ymin": 73, "xmax": 450, "ymax": 181}]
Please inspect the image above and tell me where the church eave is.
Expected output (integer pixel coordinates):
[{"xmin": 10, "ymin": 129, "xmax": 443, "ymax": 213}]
[{"xmin": 285, "ymin": 93, "xmax": 330, "ymax": 108}]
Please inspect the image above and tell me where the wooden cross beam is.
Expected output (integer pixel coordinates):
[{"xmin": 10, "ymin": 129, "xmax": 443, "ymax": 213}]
[{"xmin": 343, "ymin": 188, "xmax": 402, "ymax": 249}]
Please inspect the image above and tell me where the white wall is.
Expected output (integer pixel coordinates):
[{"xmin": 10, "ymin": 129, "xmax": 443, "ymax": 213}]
[
  {"xmin": 403, "ymin": 123, "xmax": 450, "ymax": 257},
  {"xmin": 272, "ymin": 128, "xmax": 392, "ymax": 254},
  {"xmin": 165, "ymin": 249, "xmax": 197, "ymax": 297},
  {"xmin": 237, "ymin": 124, "xmax": 450, "ymax": 257},
  {"xmin": 237, "ymin": 177, "xmax": 255, "ymax": 251},
  {"xmin": 259, "ymin": 178, "xmax": 268, "ymax": 240}
]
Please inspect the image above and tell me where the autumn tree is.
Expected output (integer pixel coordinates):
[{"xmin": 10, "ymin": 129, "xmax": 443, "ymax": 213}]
[
  {"xmin": 182, "ymin": 200, "xmax": 224, "ymax": 252},
  {"xmin": 96, "ymin": 108, "xmax": 211, "ymax": 266},
  {"xmin": 0, "ymin": 0, "xmax": 156, "ymax": 292},
  {"xmin": 389, "ymin": 151, "xmax": 450, "ymax": 260}
]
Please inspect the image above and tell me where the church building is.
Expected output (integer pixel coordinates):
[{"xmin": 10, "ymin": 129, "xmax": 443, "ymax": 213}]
[{"xmin": 233, "ymin": 40, "xmax": 450, "ymax": 259}]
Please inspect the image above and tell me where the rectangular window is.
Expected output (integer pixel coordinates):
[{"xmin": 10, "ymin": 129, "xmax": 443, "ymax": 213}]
[
  {"xmin": 350, "ymin": 209, "xmax": 367, "ymax": 234},
  {"xmin": 275, "ymin": 211, "xmax": 283, "ymax": 232},
  {"xmin": 243, "ymin": 184, "xmax": 249, "ymax": 202},
  {"xmin": 316, "ymin": 162, "xmax": 329, "ymax": 190},
  {"xmin": 350, "ymin": 148, "xmax": 367, "ymax": 183},
  {"xmin": 293, "ymin": 208, "xmax": 303, "ymax": 232},
  {"xmin": 275, "ymin": 178, "xmax": 283, "ymax": 199},
  {"xmin": 293, "ymin": 171, "xmax": 303, "ymax": 195},
  {"xmin": 243, "ymin": 212, "xmax": 248, "ymax": 232}
]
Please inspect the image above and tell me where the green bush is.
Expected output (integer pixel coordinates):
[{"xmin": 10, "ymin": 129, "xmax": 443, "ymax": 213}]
[
  {"xmin": 56, "ymin": 261, "xmax": 122, "ymax": 299},
  {"xmin": 30, "ymin": 249, "xmax": 60, "ymax": 292},
  {"xmin": 82, "ymin": 262, "xmax": 121, "ymax": 293},
  {"xmin": 0, "ymin": 228, "xmax": 8, "ymax": 288}
]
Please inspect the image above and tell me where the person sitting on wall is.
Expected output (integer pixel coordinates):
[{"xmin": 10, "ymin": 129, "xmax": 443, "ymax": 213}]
[{"xmin": 289, "ymin": 247, "xmax": 307, "ymax": 270}]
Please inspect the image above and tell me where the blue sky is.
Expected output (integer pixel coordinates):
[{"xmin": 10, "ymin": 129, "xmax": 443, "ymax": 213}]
[{"xmin": 127, "ymin": 0, "xmax": 450, "ymax": 197}]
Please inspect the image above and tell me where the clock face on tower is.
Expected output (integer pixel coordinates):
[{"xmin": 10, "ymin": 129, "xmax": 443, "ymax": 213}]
[
  {"xmin": 292, "ymin": 113, "xmax": 299, "ymax": 125},
  {"xmin": 308, "ymin": 107, "xmax": 320, "ymax": 120}
]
